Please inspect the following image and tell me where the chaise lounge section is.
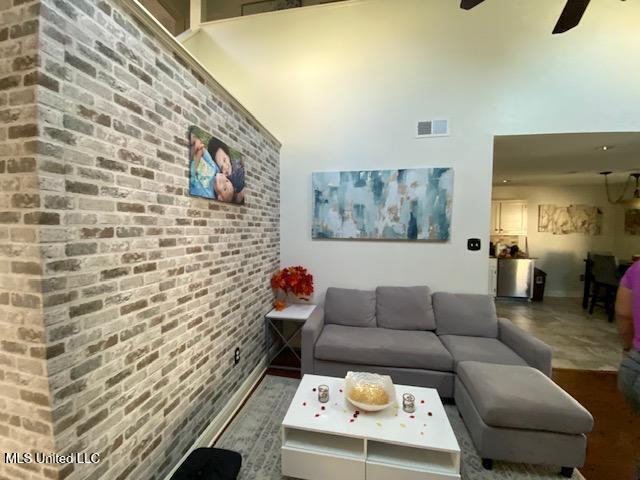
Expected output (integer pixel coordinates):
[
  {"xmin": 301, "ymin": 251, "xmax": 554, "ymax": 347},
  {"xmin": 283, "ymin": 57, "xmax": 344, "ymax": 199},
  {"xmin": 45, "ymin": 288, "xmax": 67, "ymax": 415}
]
[
  {"xmin": 455, "ymin": 361, "xmax": 593, "ymax": 476},
  {"xmin": 301, "ymin": 286, "xmax": 552, "ymax": 398}
]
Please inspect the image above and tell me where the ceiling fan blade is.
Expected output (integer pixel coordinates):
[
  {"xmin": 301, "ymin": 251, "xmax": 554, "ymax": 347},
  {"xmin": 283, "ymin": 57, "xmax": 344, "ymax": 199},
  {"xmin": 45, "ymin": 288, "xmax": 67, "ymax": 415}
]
[
  {"xmin": 460, "ymin": 0, "xmax": 485, "ymax": 10},
  {"xmin": 552, "ymin": 0, "xmax": 591, "ymax": 34}
]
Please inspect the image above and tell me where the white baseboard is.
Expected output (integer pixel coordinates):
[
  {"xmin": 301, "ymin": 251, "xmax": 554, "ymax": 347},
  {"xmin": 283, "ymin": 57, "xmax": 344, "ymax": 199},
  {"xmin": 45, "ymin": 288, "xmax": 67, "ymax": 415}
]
[{"xmin": 163, "ymin": 359, "xmax": 266, "ymax": 479}]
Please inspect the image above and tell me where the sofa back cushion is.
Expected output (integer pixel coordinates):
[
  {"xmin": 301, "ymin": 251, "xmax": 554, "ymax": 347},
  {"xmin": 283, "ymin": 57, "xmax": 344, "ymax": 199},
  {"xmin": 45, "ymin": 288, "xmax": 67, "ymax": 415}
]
[
  {"xmin": 433, "ymin": 292, "xmax": 498, "ymax": 337},
  {"xmin": 325, "ymin": 287, "xmax": 376, "ymax": 327},
  {"xmin": 376, "ymin": 286, "xmax": 436, "ymax": 330}
]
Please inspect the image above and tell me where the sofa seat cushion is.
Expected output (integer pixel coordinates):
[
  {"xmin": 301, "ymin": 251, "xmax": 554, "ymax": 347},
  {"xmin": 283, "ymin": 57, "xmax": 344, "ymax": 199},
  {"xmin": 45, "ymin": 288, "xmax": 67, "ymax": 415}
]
[
  {"xmin": 457, "ymin": 361, "xmax": 594, "ymax": 434},
  {"xmin": 439, "ymin": 335, "xmax": 528, "ymax": 370},
  {"xmin": 314, "ymin": 325, "xmax": 454, "ymax": 372},
  {"xmin": 376, "ymin": 286, "xmax": 435, "ymax": 331}
]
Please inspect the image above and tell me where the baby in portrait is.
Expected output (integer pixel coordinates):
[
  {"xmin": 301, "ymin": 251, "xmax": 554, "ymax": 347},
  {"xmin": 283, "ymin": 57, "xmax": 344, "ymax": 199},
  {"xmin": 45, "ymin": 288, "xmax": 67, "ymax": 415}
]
[{"xmin": 189, "ymin": 132, "xmax": 219, "ymax": 200}]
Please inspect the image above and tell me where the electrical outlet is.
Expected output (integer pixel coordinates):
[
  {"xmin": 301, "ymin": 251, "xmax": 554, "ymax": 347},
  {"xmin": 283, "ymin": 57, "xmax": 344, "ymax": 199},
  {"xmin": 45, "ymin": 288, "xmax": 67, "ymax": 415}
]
[{"xmin": 234, "ymin": 347, "xmax": 240, "ymax": 365}]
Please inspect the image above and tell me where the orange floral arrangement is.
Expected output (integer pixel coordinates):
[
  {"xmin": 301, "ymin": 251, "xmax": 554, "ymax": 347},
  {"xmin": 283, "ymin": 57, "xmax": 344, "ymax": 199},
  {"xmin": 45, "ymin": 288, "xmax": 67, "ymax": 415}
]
[{"xmin": 271, "ymin": 265, "xmax": 314, "ymax": 311}]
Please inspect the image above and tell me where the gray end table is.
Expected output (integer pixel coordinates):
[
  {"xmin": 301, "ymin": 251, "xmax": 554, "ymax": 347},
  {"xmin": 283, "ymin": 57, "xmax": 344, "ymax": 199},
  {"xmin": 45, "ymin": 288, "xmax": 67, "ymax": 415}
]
[{"xmin": 265, "ymin": 304, "xmax": 317, "ymax": 371}]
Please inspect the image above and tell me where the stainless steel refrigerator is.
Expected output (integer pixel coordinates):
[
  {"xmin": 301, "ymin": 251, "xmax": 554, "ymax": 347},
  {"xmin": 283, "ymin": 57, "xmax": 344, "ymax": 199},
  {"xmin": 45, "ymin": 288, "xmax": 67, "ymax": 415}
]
[{"xmin": 497, "ymin": 259, "xmax": 534, "ymax": 299}]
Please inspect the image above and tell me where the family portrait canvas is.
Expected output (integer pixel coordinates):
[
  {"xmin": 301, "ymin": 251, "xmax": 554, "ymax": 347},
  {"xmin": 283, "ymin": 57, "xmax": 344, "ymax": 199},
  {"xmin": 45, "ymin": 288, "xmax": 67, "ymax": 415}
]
[
  {"xmin": 312, "ymin": 168, "xmax": 453, "ymax": 241},
  {"xmin": 188, "ymin": 126, "xmax": 246, "ymax": 204}
]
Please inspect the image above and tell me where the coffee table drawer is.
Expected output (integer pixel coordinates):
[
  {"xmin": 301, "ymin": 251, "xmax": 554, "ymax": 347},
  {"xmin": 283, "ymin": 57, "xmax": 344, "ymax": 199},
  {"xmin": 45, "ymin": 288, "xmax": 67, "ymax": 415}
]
[
  {"xmin": 365, "ymin": 441, "xmax": 460, "ymax": 480},
  {"xmin": 366, "ymin": 461, "xmax": 461, "ymax": 480},
  {"xmin": 282, "ymin": 446, "xmax": 365, "ymax": 480}
]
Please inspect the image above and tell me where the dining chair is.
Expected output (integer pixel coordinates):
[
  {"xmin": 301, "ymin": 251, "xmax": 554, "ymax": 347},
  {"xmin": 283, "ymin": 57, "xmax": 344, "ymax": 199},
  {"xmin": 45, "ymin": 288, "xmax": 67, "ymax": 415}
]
[{"xmin": 588, "ymin": 254, "xmax": 620, "ymax": 322}]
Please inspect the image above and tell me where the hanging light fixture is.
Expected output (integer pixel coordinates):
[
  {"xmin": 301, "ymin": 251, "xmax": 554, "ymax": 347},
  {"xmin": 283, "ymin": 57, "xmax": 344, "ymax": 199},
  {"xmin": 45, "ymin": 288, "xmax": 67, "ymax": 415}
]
[{"xmin": 600, "ymin": 172, "xmax": 640, "ymax": 208}]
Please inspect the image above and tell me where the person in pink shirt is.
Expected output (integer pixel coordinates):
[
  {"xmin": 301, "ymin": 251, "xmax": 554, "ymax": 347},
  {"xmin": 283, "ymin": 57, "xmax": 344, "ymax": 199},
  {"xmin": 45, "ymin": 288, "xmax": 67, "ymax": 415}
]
[{"xmin": 616, "ymin": 257, "xmax": 640, "ymax": 412}]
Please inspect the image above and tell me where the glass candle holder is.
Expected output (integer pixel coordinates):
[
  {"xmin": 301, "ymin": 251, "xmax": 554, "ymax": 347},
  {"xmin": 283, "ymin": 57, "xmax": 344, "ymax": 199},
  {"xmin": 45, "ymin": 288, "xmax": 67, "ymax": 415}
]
[
  {"xmin": 402, "ymin": 393, "xmax": 415, "ymax": 413},
  {"xmin": 318, "ymin": 384, "xmax": 329, "ymax": 403}
]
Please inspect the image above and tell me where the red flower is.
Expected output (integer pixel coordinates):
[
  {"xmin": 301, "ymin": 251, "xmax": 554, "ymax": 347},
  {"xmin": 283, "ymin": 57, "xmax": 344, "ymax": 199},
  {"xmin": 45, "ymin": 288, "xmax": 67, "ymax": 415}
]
[{"xmin": 271, "ymin": 266, "xmax": 314, "ymax": 302}]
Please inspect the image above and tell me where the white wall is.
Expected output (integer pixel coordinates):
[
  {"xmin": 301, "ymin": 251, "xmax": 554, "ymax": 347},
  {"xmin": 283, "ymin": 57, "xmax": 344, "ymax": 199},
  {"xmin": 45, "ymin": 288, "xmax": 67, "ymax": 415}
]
[
  {"xmin": 492, "ymin": 184, "xmax": 632, "ymax": 297},
  {"xmin": 182, "ymin": 0, "xmax": 640, "ymax": 303}
]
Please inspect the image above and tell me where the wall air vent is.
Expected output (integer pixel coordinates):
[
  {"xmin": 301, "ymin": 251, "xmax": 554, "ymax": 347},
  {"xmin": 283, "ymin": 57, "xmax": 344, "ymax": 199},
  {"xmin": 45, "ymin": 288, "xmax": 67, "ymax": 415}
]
[{"xmin": 416, "ymin": 119, "xmax": 449, "ymax": 138}]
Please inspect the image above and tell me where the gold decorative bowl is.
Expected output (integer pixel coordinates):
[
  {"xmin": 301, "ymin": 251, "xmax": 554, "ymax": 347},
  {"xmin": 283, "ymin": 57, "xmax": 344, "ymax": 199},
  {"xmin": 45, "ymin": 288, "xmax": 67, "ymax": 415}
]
[{"xmin": 344, "ymin": 371, "xmax": 395, "ymax": 412}]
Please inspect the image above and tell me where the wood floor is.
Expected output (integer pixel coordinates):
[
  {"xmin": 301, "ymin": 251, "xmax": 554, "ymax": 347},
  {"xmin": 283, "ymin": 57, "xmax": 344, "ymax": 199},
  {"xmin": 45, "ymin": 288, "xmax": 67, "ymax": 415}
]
[{"xmin": 554, "ymin": 368, "xmax": 639, "ymax": 480}]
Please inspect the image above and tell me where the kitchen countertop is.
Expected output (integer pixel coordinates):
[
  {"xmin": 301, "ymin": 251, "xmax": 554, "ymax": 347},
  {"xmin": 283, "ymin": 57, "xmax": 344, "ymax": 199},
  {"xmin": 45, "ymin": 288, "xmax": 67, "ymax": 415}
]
[{"xmin": 490, "ymin": 257, "xmax": 538, "ymax": 260}]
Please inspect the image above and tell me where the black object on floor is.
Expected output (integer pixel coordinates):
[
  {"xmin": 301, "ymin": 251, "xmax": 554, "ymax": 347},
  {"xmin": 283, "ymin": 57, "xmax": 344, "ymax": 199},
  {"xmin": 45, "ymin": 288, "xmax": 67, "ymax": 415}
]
[
  {"xmin": 532, "ymin": 268, "xmax": 547, "ymax": 302},
  {"xmin": 482, "ymin": 458, "xmax": 493, "ymax": 470},
  {"xmin": 170, "ymin": 447, "xmax": 242, "ymax": 480}
]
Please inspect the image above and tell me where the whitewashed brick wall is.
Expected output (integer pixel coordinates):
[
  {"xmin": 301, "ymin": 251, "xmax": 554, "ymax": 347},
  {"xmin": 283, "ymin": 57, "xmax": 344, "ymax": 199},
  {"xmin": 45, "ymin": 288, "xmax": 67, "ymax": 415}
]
[
  {"xmin": 0, "ymin": 0, "xmax": 281, "ymax": 478},
  {"xmin": 0, "ymin": 0, "xmax": 59, "ymax": 479}
]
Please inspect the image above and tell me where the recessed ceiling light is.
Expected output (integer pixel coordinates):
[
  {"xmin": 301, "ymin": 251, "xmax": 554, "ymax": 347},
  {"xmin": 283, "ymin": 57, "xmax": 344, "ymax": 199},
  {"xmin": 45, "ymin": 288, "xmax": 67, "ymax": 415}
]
[
  {"xmin": 597, "ymin": 145, "xmax": 614, "ymax": 151},
  {"xmin": 502, "ymin": 180, "xmax": 509, "ymax": 183}
]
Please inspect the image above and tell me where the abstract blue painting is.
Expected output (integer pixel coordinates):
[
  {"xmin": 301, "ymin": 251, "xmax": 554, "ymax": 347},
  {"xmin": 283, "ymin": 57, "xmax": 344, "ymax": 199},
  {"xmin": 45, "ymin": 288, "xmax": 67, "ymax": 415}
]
[{"xmin": 312, "ymin": 168, "xmax": 453, "ymax": 241}]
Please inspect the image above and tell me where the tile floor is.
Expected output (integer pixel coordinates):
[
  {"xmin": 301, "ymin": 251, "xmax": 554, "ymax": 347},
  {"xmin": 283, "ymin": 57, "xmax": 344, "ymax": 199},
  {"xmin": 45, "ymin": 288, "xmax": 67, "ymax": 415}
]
[{"xmin": 496, "ymin": 297, "xmax": 624, "ymax": 371}]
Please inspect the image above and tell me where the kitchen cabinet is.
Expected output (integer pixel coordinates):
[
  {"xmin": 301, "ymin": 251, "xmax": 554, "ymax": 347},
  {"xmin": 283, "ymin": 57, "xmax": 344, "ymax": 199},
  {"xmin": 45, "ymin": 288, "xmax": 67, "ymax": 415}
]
[
  {"xmin": 490, "ymin": 202, "xmax": 501, "ymax": 235},
  {"xmin": 491, "ymin": 200, "xmax": 527, "ymax": 235}
]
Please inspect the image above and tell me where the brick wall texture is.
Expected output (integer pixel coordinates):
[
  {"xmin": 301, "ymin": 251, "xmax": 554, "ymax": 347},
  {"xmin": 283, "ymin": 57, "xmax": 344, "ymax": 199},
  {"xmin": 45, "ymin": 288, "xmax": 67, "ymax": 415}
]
[
  {"xmin": 0, "ymin": 0, "xmax": 59, "ymax": 479},
  {"xmin": 0, "ymin": 0, "xmax": 281, "ymax": 478}
]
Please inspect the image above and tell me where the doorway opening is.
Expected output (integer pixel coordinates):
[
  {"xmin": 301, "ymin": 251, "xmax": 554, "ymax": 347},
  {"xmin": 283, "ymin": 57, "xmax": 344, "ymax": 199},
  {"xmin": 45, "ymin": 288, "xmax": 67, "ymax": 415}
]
[{"xmin": 489, "ymin": 131, "xmax": 640, "ymax": 371}]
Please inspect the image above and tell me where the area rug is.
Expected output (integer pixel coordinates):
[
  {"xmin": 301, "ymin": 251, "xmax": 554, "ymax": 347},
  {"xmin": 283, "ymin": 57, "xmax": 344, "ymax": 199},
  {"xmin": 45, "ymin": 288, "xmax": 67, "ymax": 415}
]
[{"xmin": 215, "ymin": 375, "xmax": 584, "ymax": 479}]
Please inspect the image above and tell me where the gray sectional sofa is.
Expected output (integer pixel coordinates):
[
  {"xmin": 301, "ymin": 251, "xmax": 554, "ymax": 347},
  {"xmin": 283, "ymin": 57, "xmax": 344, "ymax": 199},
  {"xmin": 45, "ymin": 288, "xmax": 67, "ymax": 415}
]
[
  {"xmin": 301, "ymin": 286, "xmax": 552, "ymax": 398},
  {"xmin": 301, "ymin": 285, "xmax": 593, "ymax": 474}
]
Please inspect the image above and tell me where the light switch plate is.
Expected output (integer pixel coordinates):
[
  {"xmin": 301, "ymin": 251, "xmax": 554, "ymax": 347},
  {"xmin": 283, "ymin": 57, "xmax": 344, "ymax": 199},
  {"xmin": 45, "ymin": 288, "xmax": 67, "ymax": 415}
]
[{"xmin": 467, "ymin": 238, "xmax": 481, "ymax": 251}]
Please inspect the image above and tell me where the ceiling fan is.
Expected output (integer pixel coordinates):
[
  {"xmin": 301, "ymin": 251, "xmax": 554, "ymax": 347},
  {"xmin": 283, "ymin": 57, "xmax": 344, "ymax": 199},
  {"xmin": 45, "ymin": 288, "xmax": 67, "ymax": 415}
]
[{"xmin": 460, "ymin": 0, "xmax": 591, "ymax": 34}]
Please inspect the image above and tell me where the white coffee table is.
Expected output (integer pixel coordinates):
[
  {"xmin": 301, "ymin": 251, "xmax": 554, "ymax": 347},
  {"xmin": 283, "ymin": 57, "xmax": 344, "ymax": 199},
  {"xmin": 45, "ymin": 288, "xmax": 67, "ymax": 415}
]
[{"xmin": 281, "ymin": 374, "xmax": 461, "ymax": 480}]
